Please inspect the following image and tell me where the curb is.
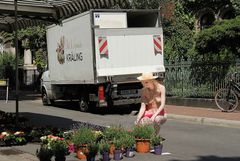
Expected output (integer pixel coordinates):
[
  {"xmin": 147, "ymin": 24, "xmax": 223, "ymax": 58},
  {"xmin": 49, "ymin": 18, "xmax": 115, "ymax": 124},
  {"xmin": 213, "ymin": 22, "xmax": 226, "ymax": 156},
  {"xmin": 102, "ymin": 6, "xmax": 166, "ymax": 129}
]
[{"xmin": 168, "ymin": 114, "xmax": 240, "ymax": 129}]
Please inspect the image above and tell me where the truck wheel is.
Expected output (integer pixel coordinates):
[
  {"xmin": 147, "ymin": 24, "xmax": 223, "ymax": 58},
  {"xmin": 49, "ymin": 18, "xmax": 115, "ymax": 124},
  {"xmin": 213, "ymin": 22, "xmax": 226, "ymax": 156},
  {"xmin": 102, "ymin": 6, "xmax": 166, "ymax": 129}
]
[
  {"xmin": 79, "ymin": 99, "xmax": 89, "ymax": 112},
  {"xmin": 42, "ymin": 90, "xmax": 52, "ymax": 106}
]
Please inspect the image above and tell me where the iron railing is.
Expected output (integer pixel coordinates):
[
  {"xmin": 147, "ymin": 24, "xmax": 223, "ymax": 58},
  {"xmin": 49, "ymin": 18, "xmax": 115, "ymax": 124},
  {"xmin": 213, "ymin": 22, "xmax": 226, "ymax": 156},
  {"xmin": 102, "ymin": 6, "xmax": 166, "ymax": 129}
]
[{"xmin": 164, "ymin": 57, "xmax": 240, "ymax": 98}]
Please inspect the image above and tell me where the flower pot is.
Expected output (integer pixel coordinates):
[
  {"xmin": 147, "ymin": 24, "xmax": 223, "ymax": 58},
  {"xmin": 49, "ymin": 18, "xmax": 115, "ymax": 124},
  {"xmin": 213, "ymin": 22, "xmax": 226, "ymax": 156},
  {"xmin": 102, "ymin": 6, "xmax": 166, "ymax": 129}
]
[
  {"xmin": 55, "ymin": 156, "xmax": 66, "ymax": 161},
  {"xmin": 102, "ymin": 151, "xmax": 110, "ymax": 161},
  {"xmin": 76, "ymin": 147, "xmax": 87, "ymax": 160},
  {"xmin": 135, "ymin": 139, "xmax": 150, "ymax": 153},
  {"xmin": 113, "ymin": 149, "xmax": 122, "ymax": 160},
  {"xmin": 154, "ymin": 144, "xmax": 163, "ymax": 155},
  {"xmin": 125, "ymin": 148, "xmax": 134, "ymax": 158},
  {"xmin": 86, "ymin": 155, "xmax": 96, "ymax": 161},
  {"xmin": 38, "ymin": 156, "xmax": 52, "ymax": 161},
  {"xmin": 109, "ymin": 143, "xmax": 115, "ymax": 155}
]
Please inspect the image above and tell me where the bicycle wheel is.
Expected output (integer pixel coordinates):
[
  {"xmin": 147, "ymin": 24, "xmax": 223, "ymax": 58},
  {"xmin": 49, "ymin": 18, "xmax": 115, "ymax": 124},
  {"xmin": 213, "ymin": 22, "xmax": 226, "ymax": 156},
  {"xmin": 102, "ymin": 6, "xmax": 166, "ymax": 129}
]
[{"xmin": 215, "ymin": 88, "xmax": 239, "ymax": 112}]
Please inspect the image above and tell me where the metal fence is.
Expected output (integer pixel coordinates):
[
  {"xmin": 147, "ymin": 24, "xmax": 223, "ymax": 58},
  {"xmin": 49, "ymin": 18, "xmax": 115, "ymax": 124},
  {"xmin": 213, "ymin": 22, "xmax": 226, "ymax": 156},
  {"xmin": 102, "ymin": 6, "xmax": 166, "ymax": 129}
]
[{"xmin": 164, "ymin": 57, "xmax": 240, "ymax": 98}]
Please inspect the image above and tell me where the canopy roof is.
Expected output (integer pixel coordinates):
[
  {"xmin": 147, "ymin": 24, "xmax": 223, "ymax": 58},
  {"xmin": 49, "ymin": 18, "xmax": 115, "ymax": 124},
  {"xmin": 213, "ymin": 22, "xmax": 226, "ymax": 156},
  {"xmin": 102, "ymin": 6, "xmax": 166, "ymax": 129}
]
[{"xmin": 0, "ymin": 0, "xmax": 129, "ymax": 32}]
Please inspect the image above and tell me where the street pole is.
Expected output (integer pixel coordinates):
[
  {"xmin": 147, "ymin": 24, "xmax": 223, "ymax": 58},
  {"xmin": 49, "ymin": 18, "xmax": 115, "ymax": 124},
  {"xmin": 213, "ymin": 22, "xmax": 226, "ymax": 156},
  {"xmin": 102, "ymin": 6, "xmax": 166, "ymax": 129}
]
[{"xmin": 14, "ymin": 0, "xmax": 19, "ymax": 127}]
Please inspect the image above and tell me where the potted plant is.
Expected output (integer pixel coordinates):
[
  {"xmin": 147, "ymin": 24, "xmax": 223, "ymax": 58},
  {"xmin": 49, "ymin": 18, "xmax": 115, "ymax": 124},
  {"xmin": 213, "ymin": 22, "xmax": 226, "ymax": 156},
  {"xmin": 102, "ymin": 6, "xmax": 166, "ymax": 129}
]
[
  {"xmin": 3, "ymin": 133, "xmax": 16, "ymax": 146},
  {"xmin": 15, "ymin": 136, "xmax": 27, "ymax": 145},
  {"xmin": 99, "ymin": 140, "xmax": 110, "ymax": 161},
  {"xmin": 84, "ymin": 142, "xmax": 99, "ymax": 161},
  {"xmin": 150, "ymin": 135, "xmax": 165, "ymax": 155},
  {"xmin": 14, "ymin": 131, "xmax": 27, "ymax": 145},
  {"xmin": 71, "ymin": 126, "xmax": 96, "ymax": 160},
  {"xmin": 102, "ymin": 125, "xmax": 124, "ymax": 155},
  {"xmin": 121, "ymin": 132, "xmax": 135, "ymax": 158},
  {"xmin": 50, "ymin": 138, "xmax": 70, "ymax": 161},
  {"xmin": 113, "ymin": 139, "xmax": 123, "ymax": 160},
  {"xmin": 28, "ymin": 128, "xmax": 42, "ymax": 142},
  {"xmin": 133, "ymin": 125, "xmax": 155, "ymax": 153},
  {"xmin": 36, "ymin": 145, "xmax": 53, "ymax": 161}
]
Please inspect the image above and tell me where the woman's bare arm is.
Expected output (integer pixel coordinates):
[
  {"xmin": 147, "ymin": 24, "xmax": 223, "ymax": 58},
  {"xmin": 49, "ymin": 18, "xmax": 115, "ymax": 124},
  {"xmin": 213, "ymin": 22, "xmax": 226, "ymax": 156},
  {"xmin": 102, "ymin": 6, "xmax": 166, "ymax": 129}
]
[{"xmin": 135, "ymin": 103, "xmax": 146, "ymax": 124}]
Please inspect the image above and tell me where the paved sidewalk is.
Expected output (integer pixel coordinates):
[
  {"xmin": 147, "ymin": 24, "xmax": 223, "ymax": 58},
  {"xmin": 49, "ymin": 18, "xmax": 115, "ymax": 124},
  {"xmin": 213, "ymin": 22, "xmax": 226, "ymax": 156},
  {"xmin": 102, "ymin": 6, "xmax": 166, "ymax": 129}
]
[{"xmin": 166, "ymin": 105, "xmax": 240, "ymax": 128}]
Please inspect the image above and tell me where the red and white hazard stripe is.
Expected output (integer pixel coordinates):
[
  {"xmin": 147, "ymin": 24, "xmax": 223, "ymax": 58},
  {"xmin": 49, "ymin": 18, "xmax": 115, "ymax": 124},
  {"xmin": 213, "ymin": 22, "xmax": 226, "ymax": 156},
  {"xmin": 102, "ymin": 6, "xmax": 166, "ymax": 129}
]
[
  {"xmin": 153, "ymin": 35, "xmax": 162, "ymax": 55},
  {"xmin": 98, "ymin": 37, "xmax": 108, "ymax": 57}
]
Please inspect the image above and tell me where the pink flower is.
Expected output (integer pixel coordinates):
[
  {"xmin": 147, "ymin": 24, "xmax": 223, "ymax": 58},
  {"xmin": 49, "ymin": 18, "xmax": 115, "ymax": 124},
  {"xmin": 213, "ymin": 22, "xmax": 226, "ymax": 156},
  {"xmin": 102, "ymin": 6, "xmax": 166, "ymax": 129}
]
[{"xmin": 68, "ymin": 144, "xmax": 75, "ymax": 153}]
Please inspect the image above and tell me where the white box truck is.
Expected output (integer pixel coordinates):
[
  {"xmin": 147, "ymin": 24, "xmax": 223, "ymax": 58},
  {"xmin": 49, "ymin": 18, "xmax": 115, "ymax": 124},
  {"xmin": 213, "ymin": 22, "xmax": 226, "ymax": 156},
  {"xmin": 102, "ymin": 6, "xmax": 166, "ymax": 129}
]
[{"xmin": 41, "ymin": 9, "xmax": 165, "ymax": 112}]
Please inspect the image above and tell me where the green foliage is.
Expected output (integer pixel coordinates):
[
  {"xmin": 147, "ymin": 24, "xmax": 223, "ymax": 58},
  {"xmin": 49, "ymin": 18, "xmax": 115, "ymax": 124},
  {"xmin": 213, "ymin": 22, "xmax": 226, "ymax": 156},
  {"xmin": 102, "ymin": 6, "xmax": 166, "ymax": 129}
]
[
  {"xmin": 133, "ymin": 125, "xmax": 155, "ymax": 139},
  {"xmin": 16, "ymin": 25, "xmax": 47, "ymax": 50},
  {"xmin": 163, "ymin": 0, "xmax": 195, "ymax": 60},
  {"xmin": 174, "ymin": 0, "xmax": 195, "ymax": 29},
  {"xmin": 102, "ymin": 125, "xmax": 125, "ymax": 141},
  {"xmin": 50, "ymin": 139, "xmax": 69, "ymax": 157},
  {"xmin": 34, "ymin": 48, "xmax": 47, "ymax": 69},
  {"xmin": 164, "ymin": 19, "xmax": 195, "ymax": 60},
  {"xmin": 150, "ymin": 135, "xmax": 165, "ymax": 146},
  {"xmin": 72, "ymin": 126, "xmax": 96, "ymax": 146},
  {"xmin": 15, "ymin": 137, "xmax": 26, "ymax": 144},
  {"xmin": 0, "ymin": 52, "xmax": 15, "ymax": 79},
  {"xmin": 231, "ymin": 0, "xmax": 240, "ymax": 15},
  {"xmin": 10, "ymin": 25, "xmax": 47, "ymax": 69},
  {"xmin": 130, "ymin": 0, "xmax": 160, "ymax": 9},
  {"xmin": 99, "ymin": 140, "xmax": 110, "ymax": 154},
  {"xmin": 178, "ymin": 0, "xmax": 231, "ymax": 14},
  {"xmin": 85, "ymin": 143, "xmax": 99, "ymax": 156},
  {"xmin": 112, "ymin": 139, "xmax": 124, "ymax": 150},
  {"xmin": 121, "ymin": 132, "xmax": 135, "ymax": 148},
  {"xmin": 195, "ymin": 16, "xmax": 240, "ymax": 59}
]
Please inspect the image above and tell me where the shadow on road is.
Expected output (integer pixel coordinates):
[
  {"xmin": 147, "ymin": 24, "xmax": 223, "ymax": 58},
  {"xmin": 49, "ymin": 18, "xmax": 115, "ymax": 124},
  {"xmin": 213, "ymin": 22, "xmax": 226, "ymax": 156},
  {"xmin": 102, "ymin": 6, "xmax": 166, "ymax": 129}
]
[
  {"xmin": 52, "ymin": 101, "xmax": 139, "ymax": 115},
  {"xmin": 170, "ymin": 156, "xmax": 240, "ymax": 161},
  {"xmin": 20, "ymin": 112, "xmax": 106, "ymax": 131},
  {"xmin": 21, "ymin": 112, "xmax": 77, "ymax": 129}
]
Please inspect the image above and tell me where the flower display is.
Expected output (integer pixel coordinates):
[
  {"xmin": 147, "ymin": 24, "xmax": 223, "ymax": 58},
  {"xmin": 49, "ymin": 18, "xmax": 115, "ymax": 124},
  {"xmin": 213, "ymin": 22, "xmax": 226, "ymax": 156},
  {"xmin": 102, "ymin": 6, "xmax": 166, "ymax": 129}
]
[{"xmin": 40, "ymin": 135, "xmax": 70, "ymax": 158}]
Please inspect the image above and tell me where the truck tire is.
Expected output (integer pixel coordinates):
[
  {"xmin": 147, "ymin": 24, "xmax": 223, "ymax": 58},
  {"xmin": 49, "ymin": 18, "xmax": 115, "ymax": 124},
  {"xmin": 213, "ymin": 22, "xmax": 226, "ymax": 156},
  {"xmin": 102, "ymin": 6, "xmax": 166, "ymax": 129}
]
[
  {"xmin": 42, "ymin": 90, "xmax": 54, "ymax": 106},
  {"xmin": 79, "ymin": 98, "xmax": 89, "ymax": 112}
]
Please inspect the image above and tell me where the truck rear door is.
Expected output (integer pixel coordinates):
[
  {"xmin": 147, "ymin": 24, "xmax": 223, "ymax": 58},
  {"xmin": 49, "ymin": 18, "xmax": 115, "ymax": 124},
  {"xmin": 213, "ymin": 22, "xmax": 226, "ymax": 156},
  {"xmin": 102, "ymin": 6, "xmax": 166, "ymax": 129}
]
[{"xmin": 93, "ymin": 11, "xmax": 165, "ymax": 78}]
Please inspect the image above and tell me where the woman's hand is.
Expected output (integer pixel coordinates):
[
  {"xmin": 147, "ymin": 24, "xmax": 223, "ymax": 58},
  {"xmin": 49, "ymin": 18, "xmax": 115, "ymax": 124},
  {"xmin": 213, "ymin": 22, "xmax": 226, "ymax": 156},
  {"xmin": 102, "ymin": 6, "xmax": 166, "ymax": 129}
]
[
  {"xmin": 150, "ymin": 114, "xmax": 157, "ymax": 122},
  {"xmin": 135, "ymin": 120, "xmax": 139, "ymax": 125}
]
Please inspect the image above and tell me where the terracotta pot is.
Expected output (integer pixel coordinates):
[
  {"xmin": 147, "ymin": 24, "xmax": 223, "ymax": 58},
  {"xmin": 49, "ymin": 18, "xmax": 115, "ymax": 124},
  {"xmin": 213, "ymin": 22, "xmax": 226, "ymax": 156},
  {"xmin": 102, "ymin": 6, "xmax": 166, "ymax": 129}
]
[
  {"xmin": 135, "ymin": 139, "xmax": 150, "ymax": 153},
  {"xmin": 109, "ymin": 143, "xmax": 115, "ymax": 155},
  {"xmin": 76, "ymin": 147, "xmax": 87, "ymax": 160}
]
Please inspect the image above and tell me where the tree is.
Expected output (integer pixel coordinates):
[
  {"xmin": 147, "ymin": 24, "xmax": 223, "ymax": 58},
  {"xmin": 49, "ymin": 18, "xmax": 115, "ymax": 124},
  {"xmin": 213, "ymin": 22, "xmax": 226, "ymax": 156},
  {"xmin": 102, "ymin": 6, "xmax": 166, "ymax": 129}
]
[
  {"xmin": 10, "ymin": 25, "xmax": 47, "ymax": 69},
  {"xmin": 130, "ymin": 0, "xmax": 160, "ymax": 9},
  {"xmin": 230, "ymin": 0, "xmax": 240, "ymax": 15},
  {"xmin": 163, "ymin": 0, "xmax": 195, "ymax": 60},
  {"xmin": 195, "ymin": 16, "xmax": 240, "ymax": 60}
]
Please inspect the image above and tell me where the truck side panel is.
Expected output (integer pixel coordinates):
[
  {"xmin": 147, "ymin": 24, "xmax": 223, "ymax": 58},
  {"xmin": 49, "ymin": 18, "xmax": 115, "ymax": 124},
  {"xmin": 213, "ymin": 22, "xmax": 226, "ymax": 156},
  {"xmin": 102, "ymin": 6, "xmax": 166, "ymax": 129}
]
[{"xmin": 47, "ymin": 13, "xmax": 95, "ymax": 84}]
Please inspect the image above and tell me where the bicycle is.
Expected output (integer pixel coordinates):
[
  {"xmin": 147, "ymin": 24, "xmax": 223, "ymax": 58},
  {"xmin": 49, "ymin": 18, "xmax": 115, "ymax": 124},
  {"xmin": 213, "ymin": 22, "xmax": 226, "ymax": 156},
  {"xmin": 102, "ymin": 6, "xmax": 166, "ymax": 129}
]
[{"xmin": 215, "ymin": 72, "xmax": 240, "ymax": 112}]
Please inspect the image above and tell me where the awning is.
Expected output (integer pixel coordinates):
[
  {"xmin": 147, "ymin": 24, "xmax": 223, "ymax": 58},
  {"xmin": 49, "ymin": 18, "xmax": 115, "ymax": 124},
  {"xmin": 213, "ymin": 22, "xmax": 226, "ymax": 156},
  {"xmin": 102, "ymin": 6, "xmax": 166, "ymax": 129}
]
[{"xmin": 0, "ymin": 0, "xmax": 130, "ymax": 32}]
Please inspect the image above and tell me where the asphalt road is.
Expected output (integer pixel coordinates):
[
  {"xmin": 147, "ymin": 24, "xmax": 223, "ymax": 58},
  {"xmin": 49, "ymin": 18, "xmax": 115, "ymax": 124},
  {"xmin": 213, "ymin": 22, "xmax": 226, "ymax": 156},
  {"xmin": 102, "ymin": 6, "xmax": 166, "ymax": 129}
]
[{"xmin": 1, "ymin": 99, "xmax": 240, "ymax": 161}]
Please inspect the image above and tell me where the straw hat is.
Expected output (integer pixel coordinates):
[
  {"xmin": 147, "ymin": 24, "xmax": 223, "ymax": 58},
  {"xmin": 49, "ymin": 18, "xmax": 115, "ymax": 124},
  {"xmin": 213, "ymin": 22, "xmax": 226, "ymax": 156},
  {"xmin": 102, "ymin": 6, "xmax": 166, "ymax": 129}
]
[{"xmin": 137, "ymin": 73, "xmax": 158, "ymax": 81}]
